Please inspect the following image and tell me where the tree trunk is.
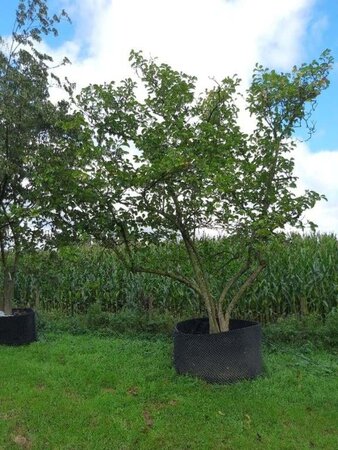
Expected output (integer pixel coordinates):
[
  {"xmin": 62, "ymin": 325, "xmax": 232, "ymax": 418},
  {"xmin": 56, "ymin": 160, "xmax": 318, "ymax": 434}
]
[
  {"xmin": 223, "ymin": 312, "xmax": 231, "ymax": 333},
  {"xmin": 208, "ymin": 311, "xmax": 220, "ymax": 334},
  {"xmin": 198, "ymin": 287, "xmax": 220, "ymax": 334},
  {"xmin": 217, "ymin": 304, "xmax": 229, "ymax": 332},
  {"xmin": 2, "ymin": 270, "xmax": 14, "ymax": 315},
  {"xmin": 218, "ymin": 263, "xmax": 266, "ymax": 333}
]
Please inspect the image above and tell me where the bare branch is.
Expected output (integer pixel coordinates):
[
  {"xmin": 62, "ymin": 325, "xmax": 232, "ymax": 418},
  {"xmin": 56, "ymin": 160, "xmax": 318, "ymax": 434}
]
[
  {"xmin": 132, "ymin": 265, "xmax": 201, "ymax": 295},
  {"xmin": 218, "ymin": 259, "xmax": 251, "ymax": 307},
  {"xmin": 224, "ymin": 261, "xmax": 266, "ymax": 320}
]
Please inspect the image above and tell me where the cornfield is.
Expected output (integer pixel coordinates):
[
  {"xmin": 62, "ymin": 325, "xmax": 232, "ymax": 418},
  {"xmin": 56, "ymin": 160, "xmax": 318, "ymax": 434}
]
[{"xmin": 11, "ymin": 233, "xmax": 338, "ymax": 323}]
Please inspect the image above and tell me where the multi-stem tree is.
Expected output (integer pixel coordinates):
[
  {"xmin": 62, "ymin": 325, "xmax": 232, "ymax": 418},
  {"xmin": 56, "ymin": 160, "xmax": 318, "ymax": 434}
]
[{"xmin": 73, "ymin": 50, "xmax": 332, "ymax": 333}]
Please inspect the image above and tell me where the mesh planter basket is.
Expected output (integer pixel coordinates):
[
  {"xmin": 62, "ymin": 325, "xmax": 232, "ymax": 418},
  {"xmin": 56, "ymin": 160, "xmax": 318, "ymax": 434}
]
[
  {"xmin": 173, "ymin": 317, "xmax": 262, "ymax": 383},
  {"xmin": 0, "ymin": 308, "xmax": 37, "ymax": 346}
]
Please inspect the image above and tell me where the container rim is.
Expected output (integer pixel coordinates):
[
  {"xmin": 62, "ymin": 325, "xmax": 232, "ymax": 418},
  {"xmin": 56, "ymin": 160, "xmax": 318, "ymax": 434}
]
[{"xmin": 174, "ymin": 317, "xmax": 260, "ymax": 336}]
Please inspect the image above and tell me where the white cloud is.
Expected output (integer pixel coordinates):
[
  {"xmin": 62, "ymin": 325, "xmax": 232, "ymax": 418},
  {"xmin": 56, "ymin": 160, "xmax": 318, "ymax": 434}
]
[
  {"xmin": 49, "ymin": 0, "xmax": 318, "ymax": 128},
  {"xmin": 292, "ymin": 143, "xmax": 338, "ymax": 234},
  {"xmin": 52, "ymin": 0, "xmax": 315, "ymax": 89}
]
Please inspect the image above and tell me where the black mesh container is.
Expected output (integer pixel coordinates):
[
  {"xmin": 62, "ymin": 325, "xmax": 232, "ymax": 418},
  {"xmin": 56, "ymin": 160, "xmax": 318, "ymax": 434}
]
[
  {"xmin": 173, "ymin": 318, "xmax": 262, "ymax": 383},
  {"xmin": 0, "ymin": 308, "xmax": 37, "ymax": 345}
]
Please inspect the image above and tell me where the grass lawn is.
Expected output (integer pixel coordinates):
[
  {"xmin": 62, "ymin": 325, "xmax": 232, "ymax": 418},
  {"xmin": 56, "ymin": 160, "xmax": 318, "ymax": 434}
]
[{"xmin": 0, "ymin": 332, "xmax": 337, "ymax": 450}]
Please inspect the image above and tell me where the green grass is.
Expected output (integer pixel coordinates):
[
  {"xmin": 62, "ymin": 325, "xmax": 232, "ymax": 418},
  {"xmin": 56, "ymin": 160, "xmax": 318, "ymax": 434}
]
[{"xmin": 0, "ymin": 333, "xmax": 337, "ymax": 449}]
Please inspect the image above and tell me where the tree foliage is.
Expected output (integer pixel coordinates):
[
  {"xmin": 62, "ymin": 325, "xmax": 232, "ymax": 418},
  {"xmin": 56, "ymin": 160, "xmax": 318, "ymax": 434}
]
[
  {"xmin": 71, "ymin": 49, "xmax": 333, "ymax": 333},
  {"xmin": 0, "ymin": 0, "xmax": 75, "ymax": 313},
  {"xmin": 70, "ymin": 49, "xmax": 333, "ymax": 332}
]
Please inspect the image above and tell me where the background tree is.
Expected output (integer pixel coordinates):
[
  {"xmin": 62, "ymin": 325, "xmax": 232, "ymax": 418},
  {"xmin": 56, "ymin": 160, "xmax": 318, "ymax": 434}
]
[
  {"xmin": 72, "ymin": 50, "xmax": 332, "ymax": 333},
  {"xmin": 0, "ymin": 0, "xmax": 76, "ymax": 314}
]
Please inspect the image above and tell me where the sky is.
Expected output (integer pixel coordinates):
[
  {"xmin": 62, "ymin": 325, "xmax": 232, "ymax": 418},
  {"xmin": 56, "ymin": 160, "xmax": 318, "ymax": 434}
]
[{"xmin": 1, "ymin": 0, "xmax": 337, "ymax": 234}]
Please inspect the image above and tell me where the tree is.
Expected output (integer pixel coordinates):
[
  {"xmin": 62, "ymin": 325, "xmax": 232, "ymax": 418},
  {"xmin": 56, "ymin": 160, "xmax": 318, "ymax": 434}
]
[
  {"xmin": 0, "ymin": 0, "xmax": 75, "ymax": 314},
  {"xmin": 72, "ymin": 49, "xmax": 333, "ymax": 333}
]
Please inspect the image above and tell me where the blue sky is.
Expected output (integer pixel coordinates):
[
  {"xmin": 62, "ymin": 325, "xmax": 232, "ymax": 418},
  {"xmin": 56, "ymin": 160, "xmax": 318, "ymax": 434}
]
[
  {"xmin": 302, "ymin": 0, "xmax": 338, "ymax": 152},
  {"xmin": 0, "ymin": 0, "xmax": 74, "ymax": 47},
  {"xmin": 1, "ymin": 0, "xmax": 337, "ymax": 232}
]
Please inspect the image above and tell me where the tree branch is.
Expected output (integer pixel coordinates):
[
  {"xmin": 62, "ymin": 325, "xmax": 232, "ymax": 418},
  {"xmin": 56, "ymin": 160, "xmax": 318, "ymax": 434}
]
[
  {"xmin": 224, "ymin": 261, "xmax": 266, "ymax": 323},
  {"xmin": 132, "ymin": 265, "xmax": 201, "ymax": 295},
  {"xmin": 218, "ymin": 259, "xmax": 251, "ymax": 307}
]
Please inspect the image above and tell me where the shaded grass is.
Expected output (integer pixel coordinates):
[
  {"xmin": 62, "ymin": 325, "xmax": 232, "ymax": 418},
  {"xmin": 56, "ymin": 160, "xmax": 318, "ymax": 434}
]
[
  {"xmin": 1, "ymin": 333, "xmax": 337, "ymax": 449},
  {"xmin": 36, "ymin": 308, "xmax": 338, "ymax": 351}
]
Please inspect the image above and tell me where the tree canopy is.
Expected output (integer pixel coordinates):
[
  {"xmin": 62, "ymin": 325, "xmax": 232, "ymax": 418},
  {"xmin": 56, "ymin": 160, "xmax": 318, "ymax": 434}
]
[
  {"xmin": 0, "ymin": 0, "xmax": 77, "ymax": 313},
  {"xmin": 70, "ymin": 49, "xmax": 332, "ymax": 332}
]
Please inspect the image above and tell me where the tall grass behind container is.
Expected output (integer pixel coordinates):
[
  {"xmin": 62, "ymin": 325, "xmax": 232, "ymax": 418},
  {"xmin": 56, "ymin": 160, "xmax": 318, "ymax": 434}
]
[
  {"xmin": 236, "ymin": 234, "xmax": 338, "ymax": 322},
  {"xmin": 10, "ymin": 234, "xmax": 338, "ymax": 322},
  {"xmin": 15, "ymin": 246, "xmax": 126, "ymax": 313}
]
